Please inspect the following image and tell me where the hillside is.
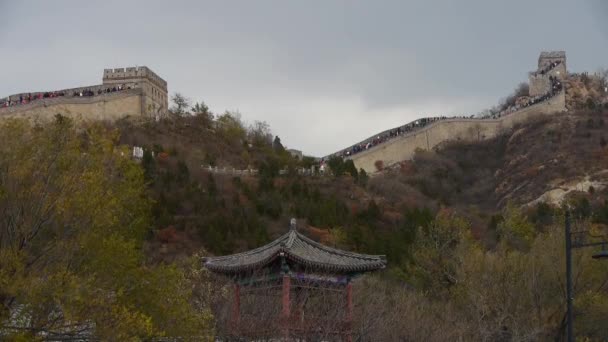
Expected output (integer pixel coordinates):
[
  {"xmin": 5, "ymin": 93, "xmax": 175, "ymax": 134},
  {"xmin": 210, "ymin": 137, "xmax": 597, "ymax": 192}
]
[
  {"xmin": 113, "ymin": 106, "xmax": 608, "ymax": 339},
  {"xmin": 373, "ymin": 110, "xmax": 608, "ymax": 208},
  {"xmin": 99, "ymin": 102, "xmax": 608, "ymax": 267},
  {"xmin": 3, "ymin": 104, "xmax": 608, "ymax": 340}
]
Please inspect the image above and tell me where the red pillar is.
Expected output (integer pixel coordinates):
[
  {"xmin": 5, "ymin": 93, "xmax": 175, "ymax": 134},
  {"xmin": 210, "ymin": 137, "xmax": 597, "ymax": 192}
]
[
  {"xmin": 232, "ymin": 284, "xmax": 240, "ymax": 329},
  {"xmin": 282, "ymin": 275, "xmax": 291, "ymax": 337},
  {"xmin": 292, "ymin": 289, "xmax": 303, "ymax": 328},
  {"xmin": 344, "ymin": 283, "xmax": 353, "ymax": 342}
]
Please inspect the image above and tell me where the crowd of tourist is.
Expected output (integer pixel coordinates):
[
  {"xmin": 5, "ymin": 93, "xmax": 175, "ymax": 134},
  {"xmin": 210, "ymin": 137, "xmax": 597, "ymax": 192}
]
[
  {"xmin": 1, "ymin": 84, "xmax": 132, "ymax": 108},
  {"xmin": 334, "ymin": 116, "xmax": 468, "ymax": 158},
  {"xmin": 330, "ymin": 76, "xmax": 564, "ymax": 159},
  {"xmin": 532, "ymin": 60, "xmax": 562, "ymax": 77},
  {"xmin": 1, "ymin": 91, "xmax": 66, "ymax": 107},
  {"xmin": 492, "ymin": 76, "xmax": 563, "ymax": 118}
]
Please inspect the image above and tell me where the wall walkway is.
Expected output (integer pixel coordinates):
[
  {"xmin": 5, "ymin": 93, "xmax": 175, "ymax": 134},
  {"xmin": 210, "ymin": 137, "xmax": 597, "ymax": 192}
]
[
  {"xmin": 349, "ymin": 91, "xmax": 566, "ymax": 173},
  {"xmin": 0, "ymin": 88, "xmax": 144, "ymax": 121}
]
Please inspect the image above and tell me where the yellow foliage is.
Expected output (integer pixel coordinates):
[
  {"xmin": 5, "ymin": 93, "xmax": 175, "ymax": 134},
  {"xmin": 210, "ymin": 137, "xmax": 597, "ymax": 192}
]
[{"xmin": 0, "ymin": 117, "xmax": 213, "ymax": 339}]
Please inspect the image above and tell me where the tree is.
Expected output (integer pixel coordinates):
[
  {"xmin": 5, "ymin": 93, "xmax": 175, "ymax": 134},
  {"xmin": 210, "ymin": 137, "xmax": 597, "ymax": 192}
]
[
  {"xmin": 357, "ymin": 168, "xmax": 369, "ymax": 186},
  {"xmin": 216, "ymin": 111, "xmax": 246, "ymax": 144},
  {"xmin": 192, "ymin": 101, "xmax": 210, "ymax": 116},
  {"xmin": 0, "ymin": 117, "xmax": 213, "ymax": 340},
  {"xmin": 595, "ymin": 68, "xmax": 608, "ymax": 91},
  {"xmin": 300, "ymin": 156, "xmax": 317, "ymax": 169},
  {"xmin": 344, "ymin": 159, "xmax": 358, "ymax": 180},
  {"xmin": 170, "ymin": 92, "xmax": 191, "ymax": 116},
  {"xmin": 272, "ymin": 136, "xmax": 285, "ymax": 153},
  {"xmin": 497, "ymin": 203, "xmax": 536, "ymax": 250},
  {"xmin": 327, "ymin": 156, "xmax": 345, "ymax": 176},
  {"xmin": 248, "ymin": 121, "xmax": 273, "ymax": 147},
  {"xmin": 192, "ymin": 101, "xmax": 213, "ymax": 126},
  {"xmin": 499, "ymin": 82, "xmax": 530, "ymax": 111},
  {"xmin": 454, "ymin": 217, "xmax": 608, "ymax": 341},
  {"xmin": 374, "ymin": 160, "xmax": 384, "ymax": 172},
  {"xmin": 409, "ymin": 209, "xmax": 474, "ymax": 296}
]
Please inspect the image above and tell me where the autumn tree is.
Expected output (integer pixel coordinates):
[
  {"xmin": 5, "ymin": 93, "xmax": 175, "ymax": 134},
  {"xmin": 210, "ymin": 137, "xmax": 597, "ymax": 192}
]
[
  {"xmin": 170, "ymin": 92, "xmax": 191, "ymax": 116},
  {"xmin": 272, "ymin": 135, "xmax": 285, "ymax": 153},
  {"xmin": 0, "ymin": 117, "xmax": 213, "ymax": 340},
  {"xmin": 498, "ymin": 203, "xmax": 537, "ymax": 250},
  {"xmin": 192, "ymin": 100, "xmax": 213, "ymax": 126},
  {"xmin": 216, "ymin": 111, "xmax": 246, "ymax": 144},
  {"xmin": 407, "ymin": 208, "xmax": 608, "ymax": 340},
  {"xmin": 248, "ymin": 120, "xmax": 273, "ymax": 147},
  {"xmin": 409, "ymin": 209, "xmax": 475, "ymax": 296}
]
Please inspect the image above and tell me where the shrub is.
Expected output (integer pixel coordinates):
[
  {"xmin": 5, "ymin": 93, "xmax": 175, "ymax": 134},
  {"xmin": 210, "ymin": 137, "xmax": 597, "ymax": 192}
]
[
  {"xmin": 358, "ymin": 168, "xmax": 369, "ymax": 186},
  {"xmin": 374, "ymin": 160, "xmax": 384, "ymax": 172}
]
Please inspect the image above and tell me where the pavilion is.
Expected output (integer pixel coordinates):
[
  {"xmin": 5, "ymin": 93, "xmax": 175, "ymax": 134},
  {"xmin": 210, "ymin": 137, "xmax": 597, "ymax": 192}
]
[{"xmin": 204, "ymin": 218, "xmax": 387, "ymax": 341}]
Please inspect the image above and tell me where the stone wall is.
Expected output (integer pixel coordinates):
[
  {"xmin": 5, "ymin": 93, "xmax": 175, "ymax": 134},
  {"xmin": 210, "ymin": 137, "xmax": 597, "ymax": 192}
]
[
  {"xmin": 0, "ymin": 88, "xmax": 144, "ymax": 122},
  {"xmin": 529, "ymin": 64, "xmax": 567, "ymax": 97},
  {"xmin": 1, "ymin": 65, "xmax": 169, "ymax": 122},
  {"xmin": 529, "ymin": 75, "xmax": 552, "ymax": 97},
  {"xmin": 103, "ymin": 67, "xmax": 167, "ymax": 90},
  {"xmin": 349, "ymin": 91, "xmax": 566, "ymax": 173},
  {"xmin": 103, "ymin": 66, "xmax": 168, "ymax": 114},
  {"xmin": 1, "ymin": 83, "xmax": 138, "ymax": 104},
  {"xmin": 538, "ymin": 51, "xmax": 566, "ymax": 70}
]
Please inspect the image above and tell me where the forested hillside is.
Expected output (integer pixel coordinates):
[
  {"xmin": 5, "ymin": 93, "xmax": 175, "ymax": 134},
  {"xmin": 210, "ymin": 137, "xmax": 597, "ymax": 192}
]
[
  {"xmin": 125, "ymin": 102, "xmax": 608, "ymax": 340},
  {"xmin": 2, "ymin": 98, "xmax": 608, "ymax": 340}
]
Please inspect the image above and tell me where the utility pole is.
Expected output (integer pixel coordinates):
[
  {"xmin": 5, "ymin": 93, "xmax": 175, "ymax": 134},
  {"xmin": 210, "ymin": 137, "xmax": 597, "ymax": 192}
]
[
  {"xmin": 563, "ymin": 209, "xmax": 608, "ymax": 342},
  {"xmin": 565, "ymin": 210, "xmax": 573, "ymax": 342}
]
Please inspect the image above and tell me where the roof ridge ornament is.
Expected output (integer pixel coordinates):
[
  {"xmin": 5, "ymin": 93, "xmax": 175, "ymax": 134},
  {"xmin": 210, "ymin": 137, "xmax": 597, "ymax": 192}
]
[{"xmin": 290, "ymin": 218, "xmax": 297, "ymax": 231}]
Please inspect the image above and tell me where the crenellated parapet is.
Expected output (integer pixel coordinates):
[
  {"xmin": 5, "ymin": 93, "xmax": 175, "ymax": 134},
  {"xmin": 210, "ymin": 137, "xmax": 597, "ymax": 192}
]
[
  {"xmin": 538, "ymin": 51, "xmax": 566, "ymax": 71},
  {"xmin": 529, "ymin": 51, "xmax": 567, "ymax": 97},
  {"xmin": 103, "ymin": 66, "xmax": 167, "ymax": 91},
  {"xmin": 102, "ymin": 66, "xmax": 168, "ymax": 114}
]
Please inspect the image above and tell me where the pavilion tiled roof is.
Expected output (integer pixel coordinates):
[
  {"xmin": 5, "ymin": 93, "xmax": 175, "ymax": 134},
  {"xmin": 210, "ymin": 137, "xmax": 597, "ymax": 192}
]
[{"xmin": 203, "ymin": 219, "xmax": 387, "ymax": 274}]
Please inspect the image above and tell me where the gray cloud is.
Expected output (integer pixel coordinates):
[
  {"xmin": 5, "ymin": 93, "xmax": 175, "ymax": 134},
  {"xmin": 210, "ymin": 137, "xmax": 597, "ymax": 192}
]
[{"xmin": 1, "ymin": 0, "xmax": 607, "ymax": 156}]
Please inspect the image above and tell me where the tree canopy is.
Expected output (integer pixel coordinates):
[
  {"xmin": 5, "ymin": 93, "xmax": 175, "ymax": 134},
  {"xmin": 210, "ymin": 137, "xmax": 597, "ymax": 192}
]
[{"xmin": 0, "ymin": 116, "xmax": 212, "ymax": 340}]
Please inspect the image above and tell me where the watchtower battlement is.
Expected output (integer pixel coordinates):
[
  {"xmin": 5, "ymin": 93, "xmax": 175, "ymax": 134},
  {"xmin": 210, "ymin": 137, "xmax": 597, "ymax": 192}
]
[
  {"xmin": 529, "ymin": 51, "xmax": 567, "ymax": 97},
  {"xmin": 103, "ymin": 66, "xmax": 168, "ymax": 114},
  {"xmin": 538, "ymin": 51, "xmax": 566, "ymax": 70},
  {"xmin": 103, "ymin": 66, "xmax": 167, "ymax": 91}
]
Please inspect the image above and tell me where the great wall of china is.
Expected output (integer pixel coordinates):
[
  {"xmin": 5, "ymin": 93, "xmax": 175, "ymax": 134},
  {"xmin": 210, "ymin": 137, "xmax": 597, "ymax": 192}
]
[
  {"xmin": 1, "ymin": 52, "xmax": 569, "ymax": 175},
  {"xmin": 347, "ymin": 91, "xmax": 566, "ymax": 173},
  {"xmin": 0, "ymin": 66, "xmax": 168, "ymax": 121},
  {"xmin": 332, "ymin": 51, "xmax": 569, "ymax": 173}
]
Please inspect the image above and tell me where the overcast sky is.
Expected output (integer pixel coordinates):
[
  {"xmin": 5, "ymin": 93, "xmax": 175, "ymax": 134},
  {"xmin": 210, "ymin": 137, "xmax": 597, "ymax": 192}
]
[{"xmin": 1, "ymin": 1, "xmax": 607, "ymax": 156}]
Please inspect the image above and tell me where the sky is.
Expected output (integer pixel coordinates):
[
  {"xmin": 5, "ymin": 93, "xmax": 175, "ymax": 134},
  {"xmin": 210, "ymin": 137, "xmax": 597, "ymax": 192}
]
[{"xmin": 1, "ymin": 0, "xmax": 608, "ymax": 156}]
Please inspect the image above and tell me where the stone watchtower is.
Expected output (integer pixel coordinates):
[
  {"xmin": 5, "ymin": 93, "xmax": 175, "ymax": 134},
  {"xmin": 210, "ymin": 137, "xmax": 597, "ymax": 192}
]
[
  {"xmin": 528, "ymin": 51, "xmax": 567, "ymax": 97},
  {"xmin": 103, "ymin": 66, "xmax": 168, "ymax": 117}
]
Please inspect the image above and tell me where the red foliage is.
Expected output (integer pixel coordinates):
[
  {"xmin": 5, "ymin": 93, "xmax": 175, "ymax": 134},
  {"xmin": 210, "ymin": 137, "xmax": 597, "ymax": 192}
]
[
  {"xmin": 374, "ymin": 160, "xmax": 384, "ymax": 172},
  {"xmin": 523, "ymin": 166, "xmax": 539, "ymax": 178},
  {"xmin": 349, "ymin": 202, "xmax": 360, "ymax": 215},
  {"xmin": 306, "ymin": 226, "xmax": 333, "ymax": 245},
  {"xmin": 399, "ymin": 161, "xmax": 416, "ymax": 175},
  {"xmin": 382, "ymin": 210, "xmax": 402, "ymax": 224},
  {"xmin": 157, "ymin": 152, "xmax": 170, "ymax": 162},
  {"xmin": 273, "ymin": 177, "xmax": 288, "ymax": 189},
  {"xmin": 157, "ymin": 225, "xmax": 180, "ymax": 244}
]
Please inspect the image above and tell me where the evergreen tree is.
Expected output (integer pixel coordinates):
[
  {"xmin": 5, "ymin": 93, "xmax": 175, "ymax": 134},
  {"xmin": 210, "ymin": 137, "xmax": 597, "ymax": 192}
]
[{"xmin": 273, "ymin": 135, "xmax": 285, "ymax": 152}]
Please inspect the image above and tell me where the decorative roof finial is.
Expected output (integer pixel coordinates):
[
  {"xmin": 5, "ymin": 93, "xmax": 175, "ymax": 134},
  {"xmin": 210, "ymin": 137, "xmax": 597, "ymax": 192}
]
[{"xmin": 290, "ymin": 218, "xmax": 297, "ymax": 231}]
